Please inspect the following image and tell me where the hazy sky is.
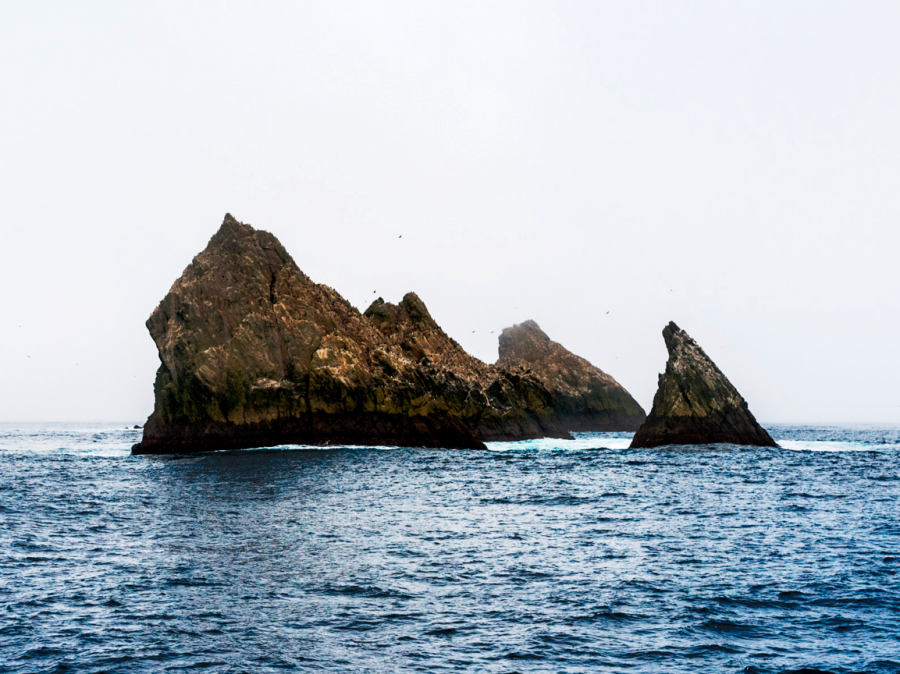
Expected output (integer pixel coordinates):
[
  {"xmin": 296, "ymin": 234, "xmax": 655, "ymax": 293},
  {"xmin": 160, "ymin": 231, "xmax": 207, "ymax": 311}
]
[{"xmin": 2, "ymin": 1, "xmax": 898, "ymax": 424}]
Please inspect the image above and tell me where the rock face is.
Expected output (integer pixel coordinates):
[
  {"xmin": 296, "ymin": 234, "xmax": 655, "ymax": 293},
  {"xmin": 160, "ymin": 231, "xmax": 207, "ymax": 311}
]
[
  {"xmin": 364, "ymin": 296, "xmax": 571, "ymax": 442},
  {"xmin": 497, "ymin": 320, "xmax": 646, "ymax": 432},
  {"xmin": 133, "ymin": 215, "xmax": 577, "ymax": 454},
  {"xmin": 630, "ymin": 322, "xmax": 777, "ymax": 448}
]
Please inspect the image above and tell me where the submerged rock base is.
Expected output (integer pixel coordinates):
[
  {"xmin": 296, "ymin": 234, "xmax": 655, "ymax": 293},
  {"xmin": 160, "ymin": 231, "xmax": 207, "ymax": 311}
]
[{"xmin": 133, "ymin": 412, "xmax": 485, "ymax": 454}]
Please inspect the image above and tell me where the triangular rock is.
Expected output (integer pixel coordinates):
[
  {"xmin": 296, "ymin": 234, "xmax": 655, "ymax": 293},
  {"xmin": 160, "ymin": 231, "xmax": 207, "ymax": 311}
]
[
  {"xmin": 497, "ymin": 320, "xmax": 646, "ymax": 432},
  {"xmin": 630, "ymin": 322, "xmax": 777, "ymax": 448}
]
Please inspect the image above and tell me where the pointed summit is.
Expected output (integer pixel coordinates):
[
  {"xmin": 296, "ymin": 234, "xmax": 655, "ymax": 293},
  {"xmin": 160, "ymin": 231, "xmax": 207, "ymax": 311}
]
[
  {"xmin": 630, "ymin": 322, "xmax": 777, "ymax": 448},
  {"xmin": 202, "ymin": 214, "xmax": 295, "ymax": 268},
  {"xmin": 365, "ymin": 292, "xmax": 439, "ymax": 332},
  {"xmin": 498, "ymin": 320, "xmax": 646, "ymax": 432}
]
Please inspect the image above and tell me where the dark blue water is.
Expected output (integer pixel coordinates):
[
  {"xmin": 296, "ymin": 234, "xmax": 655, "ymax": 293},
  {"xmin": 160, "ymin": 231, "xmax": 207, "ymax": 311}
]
[{"xmin": 1, "ymin": 424, "xmax": 899, "ymax": 673}]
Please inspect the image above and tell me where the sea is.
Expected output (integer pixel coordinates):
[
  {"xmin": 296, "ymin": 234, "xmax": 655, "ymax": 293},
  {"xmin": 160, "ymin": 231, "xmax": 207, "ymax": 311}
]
[{"xmin": 1, "ymin": 423, "xmax": 898, "ymax": 674}]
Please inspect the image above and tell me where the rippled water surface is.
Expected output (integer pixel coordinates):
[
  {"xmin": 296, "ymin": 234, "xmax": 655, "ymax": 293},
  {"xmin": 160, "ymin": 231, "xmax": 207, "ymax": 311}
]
[{"xmin": 1, "ymin": 423, "xmax": 899, "ymax": 673}]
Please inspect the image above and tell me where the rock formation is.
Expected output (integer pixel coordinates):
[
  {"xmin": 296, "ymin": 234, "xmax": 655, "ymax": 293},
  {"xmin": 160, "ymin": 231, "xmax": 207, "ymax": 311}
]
[
  {"xmin": 364, "ymin": 296, "xmax": 571, "ymax": 441},
  {"xmin": 497, "ymin": 320, "xmax": 646, "ymax": 432},
  {"xmin": 133, "ymin": 215, "xmax": 579, "ymax": 454},
  {"xmin": 630, "ymin": 322, "xmax": 777, "ymax": 448}
]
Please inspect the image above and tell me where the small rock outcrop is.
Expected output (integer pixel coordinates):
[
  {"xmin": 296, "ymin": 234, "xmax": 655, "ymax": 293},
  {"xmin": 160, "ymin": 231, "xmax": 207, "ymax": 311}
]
[
  {"xmin": 497, "ymin": 320, "xmax": 646, "ymax": 432},
  {"xmin": 133, "ymin": 215, "xmax": 575, "ymax": 454},
  {"xmin": 630, "ymin": 322, "xmax": 777, "ymax": 448}
]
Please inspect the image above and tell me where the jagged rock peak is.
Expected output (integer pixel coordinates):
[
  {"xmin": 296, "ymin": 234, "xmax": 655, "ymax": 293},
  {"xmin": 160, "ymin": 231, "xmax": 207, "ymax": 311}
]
[
  {"xmin": 497, "ymin": 320, "xmax": 646, "ymax": 432},
  {"xmin": 630, "ymin": 322, "xmax": 777, "ymax": 448},
  {"xmin": 364, "ymin": 292, "xmax": 491, "ymax": 373},
  {"xmin": 365, "ymin": 292, "xmax": 439, "ymax": 333},
  {"xmin": 515, "ymin": 319, "xmax": 548, "ymax": 337},
  {"xmin": 203, "ymin": 214, "xmax": 295, "ymax": 268}
]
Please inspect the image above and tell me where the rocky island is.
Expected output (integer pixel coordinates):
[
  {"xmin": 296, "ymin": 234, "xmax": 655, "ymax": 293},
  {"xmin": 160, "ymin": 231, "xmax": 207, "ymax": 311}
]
[
  {"xmin": 630, "ymin": 322, "xmax": 777, "ymax": 448},
  {"xmin": 133, "ymin": 215, "xmax": 643, "ymax": 454},
  {"xmin": 497, "ymin": 320, "xmax": 645, "ymax": 431}
]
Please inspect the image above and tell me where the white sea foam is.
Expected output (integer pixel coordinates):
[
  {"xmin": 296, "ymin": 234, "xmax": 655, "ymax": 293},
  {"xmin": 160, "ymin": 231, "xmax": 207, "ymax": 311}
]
[{"xmin": 2, "ymin": 424, "xmax": 898, "ymax": 455}]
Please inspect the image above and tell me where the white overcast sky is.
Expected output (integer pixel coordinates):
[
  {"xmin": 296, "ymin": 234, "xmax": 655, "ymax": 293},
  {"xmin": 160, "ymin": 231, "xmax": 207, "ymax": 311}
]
[{"xmin": 1, "ymin": 1, "xmax": 898, "ymax": 424}]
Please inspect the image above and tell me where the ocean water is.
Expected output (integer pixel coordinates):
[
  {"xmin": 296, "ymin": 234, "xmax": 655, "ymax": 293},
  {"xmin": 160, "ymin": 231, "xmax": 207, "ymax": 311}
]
[{"xmin": 1, "ymin": 423, "xmax": 898, "ymax": 674}]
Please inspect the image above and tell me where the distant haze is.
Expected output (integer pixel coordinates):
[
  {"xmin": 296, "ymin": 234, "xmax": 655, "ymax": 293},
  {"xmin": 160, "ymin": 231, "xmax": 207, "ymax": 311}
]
[{"xmin": 1, "ymin": 1, "xmax": 898, "ymax": 424}]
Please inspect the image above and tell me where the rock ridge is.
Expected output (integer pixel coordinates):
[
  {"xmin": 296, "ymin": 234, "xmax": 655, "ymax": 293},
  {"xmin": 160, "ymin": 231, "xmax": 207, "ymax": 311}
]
[{"xmin": 364, "ymin": 295, "xmax": 573, "ymax": 442}]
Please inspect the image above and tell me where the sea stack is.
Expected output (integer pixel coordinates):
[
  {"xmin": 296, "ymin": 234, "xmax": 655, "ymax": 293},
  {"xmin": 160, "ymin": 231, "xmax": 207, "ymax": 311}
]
[
  {"xmin": 133, "ymin": 215, "xmax": 575, "ymax": 454},
  {"xmin": 630, "ymin": 322, "xmax": 777, "ymax": 448},
  {"xmin": 497, "ymin": 320, "xmax": 646, "ymax": 432}
]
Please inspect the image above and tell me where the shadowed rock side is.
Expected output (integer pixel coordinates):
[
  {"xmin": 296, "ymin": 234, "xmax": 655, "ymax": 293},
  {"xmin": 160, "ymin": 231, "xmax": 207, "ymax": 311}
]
[
  {"xmin": 630, "ymin": 322, "xmax": 777, "ymax": 448},
  {"xmin": 496, "ymin": 320, "xmax": 646, "ymax": 432},
  {"xmin": 133, "ymin": 215, "xmax": 571, "ymax": 454},
  {"xmin": 364, "ymin": 296, "xmax": 572, "ymax": 441}
]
